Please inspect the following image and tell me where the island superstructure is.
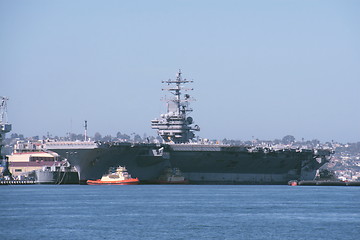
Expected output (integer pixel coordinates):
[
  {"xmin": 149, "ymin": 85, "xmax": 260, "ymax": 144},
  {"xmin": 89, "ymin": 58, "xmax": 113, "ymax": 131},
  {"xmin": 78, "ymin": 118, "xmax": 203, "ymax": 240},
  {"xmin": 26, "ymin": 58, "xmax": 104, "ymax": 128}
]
[
  {"xmin": 46, "ymin": 71, "xmax": 333, "ymax": 184},
  {"xmin": 151, "ymin": 70, "xmax": 199, "ymax": 143}
]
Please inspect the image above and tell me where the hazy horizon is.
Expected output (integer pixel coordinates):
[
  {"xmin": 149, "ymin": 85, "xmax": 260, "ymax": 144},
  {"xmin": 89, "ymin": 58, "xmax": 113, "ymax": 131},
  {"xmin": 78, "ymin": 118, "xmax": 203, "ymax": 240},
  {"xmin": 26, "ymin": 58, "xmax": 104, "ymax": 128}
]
[{"xmin": 1, "ymin": 0, "xmax": 359, "ymax": 143}]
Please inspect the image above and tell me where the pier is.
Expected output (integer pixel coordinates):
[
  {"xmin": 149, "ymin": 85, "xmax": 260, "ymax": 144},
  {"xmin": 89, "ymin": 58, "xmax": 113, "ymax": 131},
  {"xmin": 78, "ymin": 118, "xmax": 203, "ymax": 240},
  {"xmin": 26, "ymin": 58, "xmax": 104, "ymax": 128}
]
[
  {"xmin": 289, "ymin": 180, "xmax": 360, "ymax": 186},
  {"xmin": 0, "ymin": 180, "xmax": 35, "ymax": 185}
]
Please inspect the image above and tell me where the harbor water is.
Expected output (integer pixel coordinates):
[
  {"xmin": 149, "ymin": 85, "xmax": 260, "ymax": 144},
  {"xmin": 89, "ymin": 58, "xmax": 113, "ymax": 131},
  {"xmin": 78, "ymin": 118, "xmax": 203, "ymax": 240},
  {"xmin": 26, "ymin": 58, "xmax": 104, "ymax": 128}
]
[{"xmin": 1, "ymin": 185, "xmax": 359, "ymax": 240}]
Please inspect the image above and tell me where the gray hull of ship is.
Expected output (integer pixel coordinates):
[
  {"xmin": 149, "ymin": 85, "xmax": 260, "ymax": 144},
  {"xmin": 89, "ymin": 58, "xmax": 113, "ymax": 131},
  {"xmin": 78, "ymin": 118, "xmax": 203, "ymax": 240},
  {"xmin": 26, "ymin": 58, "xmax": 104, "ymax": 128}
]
[
  {"xmin": 34, "ymin": 170, "xmax": 79, "ymax": 184},
  {"xmin": 164, "ymin": 145, "xmax": 326, "ymax": 184},
  {"xmin": 50, "ymin": 143, "xmax": 169, "ymax": 184},
  {"xmin": 47, "ymin": 142, "xmax": 330, "ymax": 184}
]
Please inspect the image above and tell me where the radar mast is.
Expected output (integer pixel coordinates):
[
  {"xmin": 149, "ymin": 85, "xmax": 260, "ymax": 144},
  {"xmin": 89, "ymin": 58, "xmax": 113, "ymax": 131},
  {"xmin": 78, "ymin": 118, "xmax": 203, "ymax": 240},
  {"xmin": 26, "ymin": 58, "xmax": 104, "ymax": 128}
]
[{"xmin": 0, "ymin": 96, "xmax": 12, "ymax": 178}]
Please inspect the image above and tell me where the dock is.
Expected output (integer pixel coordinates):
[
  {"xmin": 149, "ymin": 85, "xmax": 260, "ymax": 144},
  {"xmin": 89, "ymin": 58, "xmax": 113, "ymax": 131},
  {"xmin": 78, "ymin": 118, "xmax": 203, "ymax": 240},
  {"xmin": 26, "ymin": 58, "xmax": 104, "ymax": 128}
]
[
  {"xmin": 289, "ymin": 180, "xmax": 360, "ymax": 186},
  {"xmin": 0, "ymin": 180, "xmax": 35, "ymax": 185}
]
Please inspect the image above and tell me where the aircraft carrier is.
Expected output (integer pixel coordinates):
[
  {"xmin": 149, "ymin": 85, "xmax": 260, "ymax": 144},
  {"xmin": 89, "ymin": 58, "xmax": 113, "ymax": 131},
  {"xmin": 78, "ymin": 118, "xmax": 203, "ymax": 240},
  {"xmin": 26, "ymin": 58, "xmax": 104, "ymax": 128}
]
[{"xmin": 46, "ymin": 71, "xmax": 333, "ymax": 184}]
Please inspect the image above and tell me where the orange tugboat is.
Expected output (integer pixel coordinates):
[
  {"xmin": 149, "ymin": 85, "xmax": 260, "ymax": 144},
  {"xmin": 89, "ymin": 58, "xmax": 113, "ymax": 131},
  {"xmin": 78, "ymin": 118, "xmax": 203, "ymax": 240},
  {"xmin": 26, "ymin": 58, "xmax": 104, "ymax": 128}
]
[{"xmin": 87, "ymin": 166, "xmax": 139, "ymax": 185}]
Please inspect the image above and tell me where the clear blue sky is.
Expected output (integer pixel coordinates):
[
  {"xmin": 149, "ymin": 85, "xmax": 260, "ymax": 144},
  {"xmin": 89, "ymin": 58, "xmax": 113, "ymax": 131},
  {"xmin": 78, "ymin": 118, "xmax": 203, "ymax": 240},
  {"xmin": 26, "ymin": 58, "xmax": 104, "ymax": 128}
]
[{"xmin": 1, "ymin": 0, "xmax": 359, "ymax": 143}]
